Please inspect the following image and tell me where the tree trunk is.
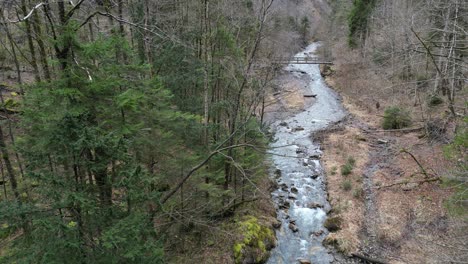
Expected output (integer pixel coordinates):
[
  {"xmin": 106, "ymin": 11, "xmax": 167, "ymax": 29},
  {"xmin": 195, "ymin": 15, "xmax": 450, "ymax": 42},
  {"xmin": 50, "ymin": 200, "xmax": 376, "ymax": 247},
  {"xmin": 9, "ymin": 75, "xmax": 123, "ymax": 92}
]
[
  {"xmin": 21, "ymin": 0, "xmax": 41, "ymax": 82},
  {"xmin": 32, "ymin": 7, "xmax": 51, "ymax": 81},
  {"xmin": 0, "ymin": 126, "xmax": 19, "ymax": 200},
  {"xmin": 1, "ymin": 15, "xmax": 22, "ymax": 85}
]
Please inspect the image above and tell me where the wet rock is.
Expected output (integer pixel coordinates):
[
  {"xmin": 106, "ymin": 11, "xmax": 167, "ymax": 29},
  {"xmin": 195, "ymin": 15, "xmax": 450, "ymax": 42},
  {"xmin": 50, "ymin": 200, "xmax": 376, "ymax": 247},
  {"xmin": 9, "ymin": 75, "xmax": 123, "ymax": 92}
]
[
  {"xmin": 297, "ymin": 258, "xmax": 311, "ymax": 264},
  {"xmin": 302, "ymin": 159, "xmax": 309, "ymax": 166},
  {"xmin": 279, "ymin": 201, "xmax": 290, "ymax": 210},
  {"xmin": 293, "ymin": 126, "xmax": 305, "ymax": 132},
  {"xmin": 272, "ymin": 221, "xmax": 282, "ymax": 229},
  {"xmin": 274, "ymin": 168, "xmax": 282, "ymax": 178},
  {"xmin": 310, "ymin": 174, "xmax": 319, "ymax": 179},
  {"xmin": 291, "ymin": 187, "xmax": 299, "ymax": 193},
  {"xmin": 279, "ymin": 121, "xmax": 288, "ymax": 126},
  {"xmin": 289, "ymin": 223, "xmax": 299, "ymax": 232},
  {"xmin": 296, "ymin": 148, "xmax": 305, "ymax": 154},
  {"xmin": 309, "ymin": 154, "xmax": 321, "ymax": 159},
  {"xmin": 312, "ymin": 230, "xmax": 324, "ymax": 236},
  {"xmin": 288, "ymin": 194, "xmax": 297, "ymax": 200},
  {"xmin": 281, "ymin": 184, "xmax": 288, "ymax": 192},
  {"xmin": 307, "ymin": 202, "xmax": 323, "ymax": 209}
]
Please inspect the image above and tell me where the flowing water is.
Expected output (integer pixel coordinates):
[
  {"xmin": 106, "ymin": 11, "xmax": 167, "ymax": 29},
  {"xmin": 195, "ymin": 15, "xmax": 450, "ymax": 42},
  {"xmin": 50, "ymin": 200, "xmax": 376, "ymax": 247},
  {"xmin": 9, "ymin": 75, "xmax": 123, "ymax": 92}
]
[{"xmin": 267, "ymin": 43, "xmax": 346, "ymax": 264}]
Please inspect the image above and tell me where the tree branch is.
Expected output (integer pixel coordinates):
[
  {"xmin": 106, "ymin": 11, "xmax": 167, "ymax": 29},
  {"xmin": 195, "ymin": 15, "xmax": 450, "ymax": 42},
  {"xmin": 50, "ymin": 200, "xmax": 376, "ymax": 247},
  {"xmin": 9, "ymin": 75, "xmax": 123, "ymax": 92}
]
[
  {"xmin": 159, "ymin": 144, "xmax": 261, "ymax": 205},
  {"xmin": 376, "ymin": 177, "xmax": 441, "ymax": 190},
  {"xmin": 66, "ymin": 0, "xmax": 86, "ymax": 20},
  {"xmin": 400, "ymin": 148, "xmax": 432, "ymax": 178},
  {"xmin": 7, "ymin": 2, "xmax": 44, "ymax": 23},
  {"xmin": 410, "ymin": 27, "xmax": 444, "ymax": 77}
]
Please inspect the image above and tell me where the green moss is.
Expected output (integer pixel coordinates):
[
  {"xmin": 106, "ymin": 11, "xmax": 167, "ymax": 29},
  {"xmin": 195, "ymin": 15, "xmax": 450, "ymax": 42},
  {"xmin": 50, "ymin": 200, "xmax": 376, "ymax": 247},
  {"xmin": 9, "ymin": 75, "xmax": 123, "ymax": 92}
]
[{"xmin": 233, "ymin": 216, "xmax": 275, "ymax": 264}]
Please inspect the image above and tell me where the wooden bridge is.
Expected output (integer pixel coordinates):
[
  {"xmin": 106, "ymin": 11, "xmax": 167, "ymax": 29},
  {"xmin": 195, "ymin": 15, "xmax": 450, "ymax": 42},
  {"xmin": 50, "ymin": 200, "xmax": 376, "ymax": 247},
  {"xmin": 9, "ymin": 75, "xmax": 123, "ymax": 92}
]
[{"xmin": 273, "ymin": 56, "xmax": 333, "ymax": 65}]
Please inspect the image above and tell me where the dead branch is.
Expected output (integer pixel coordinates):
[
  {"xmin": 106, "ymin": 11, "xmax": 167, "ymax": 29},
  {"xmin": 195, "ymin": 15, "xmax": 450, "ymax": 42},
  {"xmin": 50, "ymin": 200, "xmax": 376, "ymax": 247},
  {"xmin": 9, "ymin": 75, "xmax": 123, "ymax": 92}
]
[
  {"xmin": 376, "ymin": 177, "xmax": 441, "ymax": 190},
  {"xmin": 351, "ymin": 253, "xmax": 388, "ymax": 264},
  {"xmin": 7, "ymin": 2, "xmax": 45, "ymax": 23},
  {"xmin": 367, "ymin": 127, "xmax": 424, "ymax": 133},
  {"xmin": 400, "ymin": 149, "xmax": 432, "ymax": 178},
  {"xmin": 159, "ymin": 144, "xmax": 263, "ymax": 205},
  {"xmin": 410, "ymin": 27, "xmax": 444, "ymax": 77}
]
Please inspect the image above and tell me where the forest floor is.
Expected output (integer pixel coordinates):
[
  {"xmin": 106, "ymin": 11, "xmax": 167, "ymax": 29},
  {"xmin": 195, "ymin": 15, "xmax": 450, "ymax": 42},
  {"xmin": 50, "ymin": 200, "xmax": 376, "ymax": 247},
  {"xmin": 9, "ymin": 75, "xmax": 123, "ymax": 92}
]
[{"xmin": 318, "ymin": 62, "xmax": 468, "ymax": 263}]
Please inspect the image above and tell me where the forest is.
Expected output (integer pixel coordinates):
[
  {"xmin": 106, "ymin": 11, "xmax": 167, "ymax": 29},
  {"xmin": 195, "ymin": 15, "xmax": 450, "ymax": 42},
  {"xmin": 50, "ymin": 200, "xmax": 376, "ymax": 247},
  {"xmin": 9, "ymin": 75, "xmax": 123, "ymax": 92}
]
[
  {"xmin": 0, "ymin": 0, "xmax": 466, "ymax": 263},
  {"xmin": 0, "ymin": 0, "xmax": 319, "ymax": 262}
]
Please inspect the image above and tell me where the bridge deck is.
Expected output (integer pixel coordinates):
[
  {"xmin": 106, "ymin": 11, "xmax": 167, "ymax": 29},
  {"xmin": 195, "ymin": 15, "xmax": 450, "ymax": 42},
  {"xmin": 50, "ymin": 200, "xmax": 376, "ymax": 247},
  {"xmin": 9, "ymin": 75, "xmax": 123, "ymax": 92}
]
[{"xmin": 273, "ymin": 56, "xmax": 333, "ymax": 65}]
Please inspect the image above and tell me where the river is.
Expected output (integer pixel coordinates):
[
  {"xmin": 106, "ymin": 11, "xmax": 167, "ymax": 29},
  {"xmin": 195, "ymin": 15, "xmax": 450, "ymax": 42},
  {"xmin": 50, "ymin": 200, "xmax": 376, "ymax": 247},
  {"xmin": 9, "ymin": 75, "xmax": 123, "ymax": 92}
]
[{"xmin": 267, "ymin": 43, "xmax": 347, "ymax": 264}]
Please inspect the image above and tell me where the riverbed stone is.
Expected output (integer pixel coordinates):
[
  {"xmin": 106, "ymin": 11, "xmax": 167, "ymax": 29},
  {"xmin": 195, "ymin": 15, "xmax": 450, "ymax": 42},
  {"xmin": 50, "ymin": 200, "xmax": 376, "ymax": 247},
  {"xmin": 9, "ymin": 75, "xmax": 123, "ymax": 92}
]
[
  {"xmin": 312, "ymin": 230, "xmax": 324, "ymax": 236},
  {"xmin": 289, "ymin": 223, "xmax": 299, "ymax": 232},
  {"xmin": 274, "ymin": 168, "xmax": 282, "ymax": 178},
  {"xmin": 297, "ymin": 258, "xmax": 311, "ymax": 264},
  {"xmin": 309, "ymin": 154, "xmax": 321, "ymax": 159},
  {"xmin": 307, "ymin": 202, "xmax": 323, "ymax": 209},
  {"xmin": 279, "ymin": 200, "xmax": 290, "ymax": 210},
  {"xmin": 272, "ymin": 221, "xmax": 281, "ymax": 229},
  {"xmin": 280, "ymin": 183, "xmax": 288, "ymax": 191},
  {"xmin": 291, "ymin": 186, "xmax": 299, "ymax": 193}
]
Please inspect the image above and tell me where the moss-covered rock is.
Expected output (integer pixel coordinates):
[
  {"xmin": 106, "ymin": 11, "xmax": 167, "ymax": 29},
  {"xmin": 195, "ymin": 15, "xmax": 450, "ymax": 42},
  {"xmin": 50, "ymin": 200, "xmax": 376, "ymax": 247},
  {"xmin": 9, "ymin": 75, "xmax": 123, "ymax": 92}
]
[
  {"xmin": 324, "ymin": 216, "xmax": 342, "ymax": 232},
  {"xmin": 233, "ymin": 216, "xmax": 276, "ymax": 264}
]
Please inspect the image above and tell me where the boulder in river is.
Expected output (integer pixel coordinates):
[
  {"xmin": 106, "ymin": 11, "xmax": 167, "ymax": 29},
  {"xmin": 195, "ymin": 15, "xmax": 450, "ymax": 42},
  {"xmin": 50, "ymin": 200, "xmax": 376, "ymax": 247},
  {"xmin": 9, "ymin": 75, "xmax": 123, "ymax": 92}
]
[
  {"xmin": 310, "ymin": 174, "xmax": 319, "ymax": 179},
  {"xmin": 272, "ymin": 221, "xmax": 281, "ymax": 229},
  {"xmin": 312, "ymin": 230, "xmax": 324, "ymax": 236},
  {"xmin": 293, "ymin": 126, "xmax": 305, "ymax": 132},
  {"xmin": 296, "ymin": 147, "xmax": 305, "ymax": 154},
  {"xmin": 279, "ymin": 121, "xmax": 288, "ymax": 126},
  {"xmin": 274, "ymin": 168, "xmax": 282, "ymax": 178},
  {"xmin": 279, "ymin": 200, "xmax": 290, "ymax": 210},
  {"xmin": 289, "ymin": 223, "xmax": 299, "ymax": 232},
  {"xmin": 307, "ymin": 202, "xmax": 323, "ymax": 209},
  {"xmin": 291, "ymin": 186, "xmax": 299, "ymax": 193},
  {"xmin": 309, "ymin": 154, "xmax": 321, "ymax": 159},
  {"xmin": 297, "ymin": 258, "xmax": 311, "ymax": 264}
]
